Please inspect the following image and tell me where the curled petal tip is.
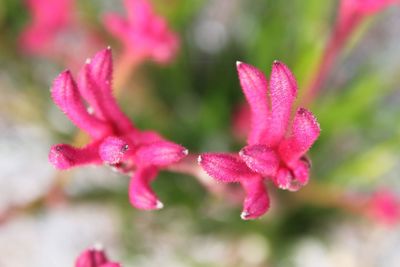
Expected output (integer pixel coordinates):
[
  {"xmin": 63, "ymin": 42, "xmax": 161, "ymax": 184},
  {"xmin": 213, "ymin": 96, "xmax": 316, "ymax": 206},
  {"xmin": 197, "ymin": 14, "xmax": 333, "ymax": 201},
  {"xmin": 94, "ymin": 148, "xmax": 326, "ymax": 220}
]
[
  {"xmin": 182, "ymin": 148, "xmax": 189, "ymax": 156},
  {"xmin": 156, "ymin": 200, "xmax": 164, "ymax": 210},
  {"xmin": 240, "ymin": 211, "xmax": 249, "ymax": 220},
  {"xmin": 106, "ymin": 45, "xmax": 112, "ymax": 50},
  {"xmin": 85, "ymin": 58, "xmax": 91, "ymax": 64},
  {"xmin": 93, "ymin": 243, "xmax": 104, "ymax": 251},
  {"xmin": 236, "ymin": 61, "xmax": 243, "ymax": 67},
  {"xmin": 49, "ymin": 144, "xmax": 74, "ymax": 170}
]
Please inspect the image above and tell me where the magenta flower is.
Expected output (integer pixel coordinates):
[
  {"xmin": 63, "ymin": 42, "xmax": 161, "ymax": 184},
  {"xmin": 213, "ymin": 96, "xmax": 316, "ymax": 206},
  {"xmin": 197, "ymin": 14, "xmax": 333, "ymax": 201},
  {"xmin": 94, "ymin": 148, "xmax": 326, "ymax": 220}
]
[
  {"xmin": 199, "ymin": 61, "xmax": 320, "ymax": 220},
  {"xmin": 20, "ymin": 0, "xmax": 74, "ymax": 54},
  {"xmin": 75, "ymin": 247, "xmax": 120, "ymax": 267},
  {"xmin": 365, "ymin": 189, "xmax": 400, "ymax": 225},
  {"xmin": 49, "ymin": 48, "xmax": 188, "ymax": 210},
  {"xmin": 104, "ymin": 0, "xmax": 179, "ymax": 64}
]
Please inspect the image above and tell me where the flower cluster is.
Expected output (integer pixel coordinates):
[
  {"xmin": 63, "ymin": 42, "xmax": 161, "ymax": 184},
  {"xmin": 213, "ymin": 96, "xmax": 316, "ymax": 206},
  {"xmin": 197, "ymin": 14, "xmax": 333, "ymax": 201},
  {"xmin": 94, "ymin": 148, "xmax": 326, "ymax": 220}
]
[
  {"xmin": 76, "ymin": 247, "xmax": 120, "ymax": 267},
  {"xmin": 48, "ymin": 48, "xmax": 188, "ymax": 210},
  {"xmin": 104, "ymin": 0, "xmax": 179, "ymax": 63},
  {"xmin": 19, "ymin": 0, "xmax": 74, "ymax": 54},
  {"xmin": 199, "ymin": 61, "xmax": 320, "ymax": 219}
]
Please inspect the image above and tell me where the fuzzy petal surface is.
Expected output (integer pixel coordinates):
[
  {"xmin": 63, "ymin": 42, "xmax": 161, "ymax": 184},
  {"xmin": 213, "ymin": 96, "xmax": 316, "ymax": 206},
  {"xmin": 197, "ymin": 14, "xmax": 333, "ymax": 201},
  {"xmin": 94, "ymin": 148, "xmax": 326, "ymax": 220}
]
[
  {"xmin": 49, "ymin": 142, "xmax": 102, "ymax": 170},
  {"xmin": 279, "ymin": 108, "xmax": 320, "ymax": 164},
  {"xmin": 236, "ymin": 61, "xmax": 269, "ymax": 144},
  {"xmin": 198, "ymin": 153, "xmax": 254, "ymax": 183},
  {"xmin": 240, "ymin": 176, "xmax": 270, "ymax": 220},
  {"xmin": 134, "ymin": 141, "xmax": 188, "ymax": 167},
  {"xmin": 129, "ymin": 167, "xmax": 163, "ymax": 210},
  {"xmin": 51, "ymin": 71, "xmax": 110, "ymax": 138},
  {"xmin": 264, "ymin": 61, "xmax": 297, "ymax": 146},
  {"xmin": 239, "ymin": 144, "xmax": 279, "ymax": 178}
]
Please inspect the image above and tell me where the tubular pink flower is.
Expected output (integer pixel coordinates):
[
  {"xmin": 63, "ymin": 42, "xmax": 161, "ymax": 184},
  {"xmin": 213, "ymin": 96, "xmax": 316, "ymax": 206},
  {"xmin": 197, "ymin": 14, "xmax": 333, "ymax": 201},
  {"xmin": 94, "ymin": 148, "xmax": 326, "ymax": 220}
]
[
  {"xmin": 20, "ymin": 0, "xmax": 74, "ymax": 54},
  {"xmin": 49, "ymin": 47, "xmax": 188, "ymax": 210},
  {"xmin": 199, "ymin": 61, "xmax": 320, "ymax": 219},
  {"xmin": 103, "ymin": 0, "xmax": 179, "ymax": 64},
  {"xmin": 75, "ymin": 247, "xmax": 121, "ymax": 267}
]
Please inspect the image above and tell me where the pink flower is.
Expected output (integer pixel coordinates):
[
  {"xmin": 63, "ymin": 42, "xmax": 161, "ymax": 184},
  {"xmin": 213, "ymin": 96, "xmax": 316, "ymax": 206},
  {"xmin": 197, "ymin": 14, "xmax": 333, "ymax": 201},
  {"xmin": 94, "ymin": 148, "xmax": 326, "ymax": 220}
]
[
  {"xmin": 337, "ymin": 0, "xmax": 398, "ymax": 40},
  {"xmin": 304, "ymin": 0, "xmax": 398, "ymax": 104},
  {"xmin": 75, "ymin": 247, "xmax": 121, "ymax": 267},
  {"xmin": 20, "ymin": 0, "xmax": 74, "ymax": 54},
  {"xmin": 199, "ymin": 61, "xmax": 320, "ymax": 220},
  {"xmin": 365, "ymin": 189, "xmax": 400, "ymax": 225},
  {"xmin": 104, "ymin": 0, "xmax": 179, "ymax": 64},
  {"xmin": 49, "ymin": 47, "xmax": 188, "ymax": 210}
]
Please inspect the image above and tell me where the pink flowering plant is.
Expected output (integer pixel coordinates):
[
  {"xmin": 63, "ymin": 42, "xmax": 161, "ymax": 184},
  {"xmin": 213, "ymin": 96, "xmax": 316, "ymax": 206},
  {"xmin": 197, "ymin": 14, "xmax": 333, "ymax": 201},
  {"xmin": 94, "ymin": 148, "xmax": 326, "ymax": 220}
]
[
  {"xmin": 2, "ymin": 0, "xmax": 400, "ymax": 265},
  {"xmin": 49, "ymin": 48, "xmax": 188, "ymax": 210},
  {"xmin": 199, "ymin": 61, "xmax": 320, "ymax": 219}
]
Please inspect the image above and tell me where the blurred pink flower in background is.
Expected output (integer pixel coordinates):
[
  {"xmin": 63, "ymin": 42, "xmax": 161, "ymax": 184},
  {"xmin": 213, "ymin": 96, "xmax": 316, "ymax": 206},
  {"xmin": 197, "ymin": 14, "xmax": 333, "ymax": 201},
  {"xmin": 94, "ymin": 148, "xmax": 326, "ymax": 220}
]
[
  {"xmin": 304, "ymin": 0, "xmax": 399, "ymax": 105},
  {"xmin": 104, "ymin": 0, "xmax": 179, "ymax": 64},
  {"xmin": 365, "ymin": 189, "xmax": 400, "ymax": 225},
  {"xmin": 199, "ymin": 61, "xmax": 320, "ymax": 220},
  {"xmin": 76, "ymin": 246, "xmax": 121, "ymax": 267},
  {"xmin": 19, "ymin": 0, "xmax": 74, "ymax": 54},
  {"xmin": 49, "ymin": 48, "xmax": 188, "ymax": 211},
  {"xmin": 19, "ymin": 0, "xmax": 104, "ymax": 68}
]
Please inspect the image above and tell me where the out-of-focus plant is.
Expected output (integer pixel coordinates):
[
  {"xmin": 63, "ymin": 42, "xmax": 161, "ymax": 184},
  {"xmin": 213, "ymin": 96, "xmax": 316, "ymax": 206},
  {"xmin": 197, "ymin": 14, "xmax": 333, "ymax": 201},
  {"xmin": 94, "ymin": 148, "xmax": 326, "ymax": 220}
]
[{"xmin": 76, "ymin": 246, "xmax": 121, "ymax": 267}]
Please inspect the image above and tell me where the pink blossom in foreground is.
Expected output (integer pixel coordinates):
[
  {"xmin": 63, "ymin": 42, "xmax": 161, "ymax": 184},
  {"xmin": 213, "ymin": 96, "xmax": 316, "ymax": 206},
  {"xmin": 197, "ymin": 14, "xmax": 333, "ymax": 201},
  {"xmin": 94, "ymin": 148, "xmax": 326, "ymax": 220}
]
[
  {"xmin": 75, "ymin": 247, "xmax": 121, "ymax": 267},
  {"xmin": 304, "ymin": 0, "xmax": 399, "ymax": 105},
  {"xmin": 199, "ymin": 61, "xmax": 320, "ymax": 220},
  {"xmin": 104, "ymin": 0, "xmax": 179, "ymax": 64},
  {"xmin": 365, "ymin": 189, "xmax": 400, "ymax": 225},
  {"xmin": 49, "ymin": 48, "xmax": 188, "ymax": 210},
  {"xmin": 20, "ymin": 0, "xmax": 74, "ymax": 54}
]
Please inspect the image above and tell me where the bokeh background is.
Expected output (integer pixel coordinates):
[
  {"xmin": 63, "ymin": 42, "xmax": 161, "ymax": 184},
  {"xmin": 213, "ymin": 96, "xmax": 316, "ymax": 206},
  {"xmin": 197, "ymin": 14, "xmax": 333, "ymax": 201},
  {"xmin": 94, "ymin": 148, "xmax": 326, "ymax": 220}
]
[{"xmin": 1, "ymin": 0, "xmax": 400, "ymax": 266}]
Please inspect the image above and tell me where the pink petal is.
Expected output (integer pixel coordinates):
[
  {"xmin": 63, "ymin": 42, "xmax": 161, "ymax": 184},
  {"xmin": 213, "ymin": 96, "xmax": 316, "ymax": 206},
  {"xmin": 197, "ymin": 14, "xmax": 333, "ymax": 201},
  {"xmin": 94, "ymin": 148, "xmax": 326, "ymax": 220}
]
[
  {"xmin": 240, "ymin": 176, "xmax": 270, "ymax": 220},
  {"xmin": 49, "ymin": 142, "xmax": 102, "ymax": 170},
  {"xmin": 51, "ymin": 71, "xmax": 110, "ymax": 139},
  {"xmin": 75, "ymin": 247, "xmax": 108, "ymax": 267},
  {"xmin": 239, "ymin": 145, "xmax": 279, "ymax": 177},
  {"xmin": 236, "ymin": 61, "xmax": 269, "ymax": 144},
  {"xmin": 279, "ymin": 108, "xmax": 320, "ymax": 164},
  {"xmin": 274, "ymin": 160, "xmax": 309, "ymax": 192},
  {"xmin": 125, "ymin": 0, "xmax": 153, "ymax": 26},
  {"xmin": 198, "ymin": 153, "xmax": 253, "ymax": 183},
  {"xmin": 264, "ymin": 61, "xmax": 297, "ymax": 147},
  {"xmin": 133, "ymin": 141, "xmax": 188, "ymax": 167},
  {"xmin": 103, "ymin": 14, "xmax": 129, "ymax": 40},
  {"xmin": 99, "ymin": 136, "xmax": 130, "ymax": 165},
  {"xmin": 79, "ymin": 48, "xmax": 138, "ymax": 136},
  {"xmin": 129, "ymin": 166, "xmax": 163, "ymax": 210},
  {"xmin": 367, "ymin": 189, "xmax": 400, "ymax": 225}
]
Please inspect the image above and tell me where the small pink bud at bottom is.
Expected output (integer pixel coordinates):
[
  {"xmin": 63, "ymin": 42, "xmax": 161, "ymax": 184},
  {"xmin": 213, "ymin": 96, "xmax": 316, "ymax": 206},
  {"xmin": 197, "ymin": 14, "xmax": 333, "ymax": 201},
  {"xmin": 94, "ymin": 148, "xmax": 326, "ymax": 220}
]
[{"xmin": 75, "ymin": 247, "xmax": 108, "ymax": 267}]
